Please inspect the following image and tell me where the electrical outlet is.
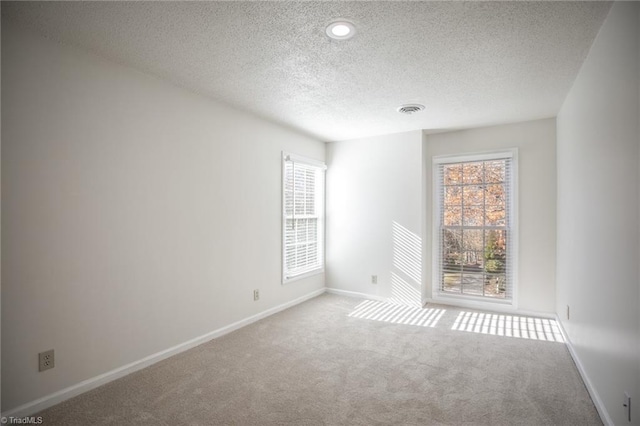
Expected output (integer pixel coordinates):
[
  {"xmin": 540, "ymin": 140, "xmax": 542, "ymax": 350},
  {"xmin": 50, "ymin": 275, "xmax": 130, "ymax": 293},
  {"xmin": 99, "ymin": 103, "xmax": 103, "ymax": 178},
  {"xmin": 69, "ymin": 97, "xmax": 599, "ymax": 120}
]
[
  {"xmin": 39, "ymin": 349, "xmax": 55, "ymax": 372},
  {"xmin": 253, "ymin": 289, "xmax": 260, "ymax": 301},
  {"xmin": 623, "ymin": 392, "xmax": 631, "ymax": 422},
  {"xmin": 371, "ymin": 275, "xmax": 377, "ymax": 284},
  {"xmin": 566, "ymin": 305, "xmax": 570, "ymax": 320}
]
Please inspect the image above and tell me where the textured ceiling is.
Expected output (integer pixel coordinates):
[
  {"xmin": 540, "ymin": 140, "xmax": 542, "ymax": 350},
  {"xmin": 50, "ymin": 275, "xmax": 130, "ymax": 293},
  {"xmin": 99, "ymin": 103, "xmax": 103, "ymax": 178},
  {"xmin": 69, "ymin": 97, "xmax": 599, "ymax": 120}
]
[{"xmin": 2, "ymin": 1, "xmax": 611, "ymax": 142}]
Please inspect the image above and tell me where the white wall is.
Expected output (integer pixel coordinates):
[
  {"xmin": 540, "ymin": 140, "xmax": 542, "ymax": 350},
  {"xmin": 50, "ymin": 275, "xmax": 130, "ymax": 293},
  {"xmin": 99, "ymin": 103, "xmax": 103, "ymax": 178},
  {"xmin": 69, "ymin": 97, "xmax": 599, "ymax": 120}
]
[
  {"xmin": 325, "ymin": 131, "xmax": 423, "ymax": 306},
  {"xmin": 326, "ymin": 120, "xmax": 556, "ymax": 315},
  {"xmin": 556, "ymin": 2, "xmax": 640, "ymax": 425},
  {"xmin": 423, "ymin": 119, "xmax": 557, "ymax": 314},
  {"xmin": 1, "ymin": 23, "xmax": 325, "ymax": 412}
]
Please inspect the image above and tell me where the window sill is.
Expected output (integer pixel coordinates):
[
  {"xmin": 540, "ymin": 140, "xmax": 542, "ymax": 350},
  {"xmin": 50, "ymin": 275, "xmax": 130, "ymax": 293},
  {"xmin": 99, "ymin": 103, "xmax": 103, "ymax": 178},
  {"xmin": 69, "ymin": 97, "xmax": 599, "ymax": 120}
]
[
  {"xmin": 282, "ymin": 268, "xmax": 324, "ymax": 285},
  {"xmin": 431, "ymin": 292, "xmax": 515, "ymax": 312}
]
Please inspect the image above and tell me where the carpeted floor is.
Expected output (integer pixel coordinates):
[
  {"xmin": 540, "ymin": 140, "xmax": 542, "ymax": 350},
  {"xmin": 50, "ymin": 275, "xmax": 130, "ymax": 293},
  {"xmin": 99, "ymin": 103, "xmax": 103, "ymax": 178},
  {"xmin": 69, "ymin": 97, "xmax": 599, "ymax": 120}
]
[{"xmin": 36, "ymin": 294, "xmax": 601, "ymax": 425}]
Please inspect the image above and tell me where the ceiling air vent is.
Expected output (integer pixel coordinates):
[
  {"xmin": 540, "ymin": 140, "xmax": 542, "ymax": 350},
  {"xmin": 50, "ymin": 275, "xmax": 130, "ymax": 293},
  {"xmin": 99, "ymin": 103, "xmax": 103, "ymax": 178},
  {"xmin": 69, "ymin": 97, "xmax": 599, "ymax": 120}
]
[{"xmin": 397, "ymin": 104, "xmax": 425, "ymax": 114}]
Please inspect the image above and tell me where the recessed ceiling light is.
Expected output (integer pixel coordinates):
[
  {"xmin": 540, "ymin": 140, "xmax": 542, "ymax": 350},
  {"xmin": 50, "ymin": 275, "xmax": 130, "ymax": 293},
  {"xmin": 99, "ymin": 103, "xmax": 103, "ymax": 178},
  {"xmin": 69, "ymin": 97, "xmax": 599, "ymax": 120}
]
[
  {"xmin": 397, "ymin": 104, "xmax": 426, "ymax": 115},
  {"xmin": 326, "ymin": 21, "xmax": 356, "ymax": 40}
]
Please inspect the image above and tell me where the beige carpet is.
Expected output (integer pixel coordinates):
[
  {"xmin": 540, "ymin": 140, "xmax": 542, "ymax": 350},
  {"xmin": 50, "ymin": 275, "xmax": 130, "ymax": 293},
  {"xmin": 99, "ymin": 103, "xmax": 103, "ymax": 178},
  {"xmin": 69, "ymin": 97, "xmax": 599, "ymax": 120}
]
[{"xmin": 36, "ymin": 294, "xmax": 601, "ymax": 425}]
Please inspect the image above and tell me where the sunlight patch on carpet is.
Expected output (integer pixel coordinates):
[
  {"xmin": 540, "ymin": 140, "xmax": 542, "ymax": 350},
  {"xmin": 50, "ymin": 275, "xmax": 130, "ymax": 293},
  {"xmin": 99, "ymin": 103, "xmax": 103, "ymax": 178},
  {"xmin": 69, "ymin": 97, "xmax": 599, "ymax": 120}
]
[
  {"xmin": 451, "ymin": 311, "xmax": 564, "ymax": 342},
  {"xmin": 348, "ymin": 300, "xmax": 446, "ymax": 328}
]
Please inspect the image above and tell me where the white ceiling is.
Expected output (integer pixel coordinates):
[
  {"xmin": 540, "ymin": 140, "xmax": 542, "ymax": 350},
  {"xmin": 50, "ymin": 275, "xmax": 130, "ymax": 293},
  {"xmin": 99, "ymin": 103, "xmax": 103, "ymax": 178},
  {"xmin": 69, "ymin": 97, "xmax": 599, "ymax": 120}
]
[{"xmin": 2, "ymin": 1, "xmax": 611, "ymax": 142}]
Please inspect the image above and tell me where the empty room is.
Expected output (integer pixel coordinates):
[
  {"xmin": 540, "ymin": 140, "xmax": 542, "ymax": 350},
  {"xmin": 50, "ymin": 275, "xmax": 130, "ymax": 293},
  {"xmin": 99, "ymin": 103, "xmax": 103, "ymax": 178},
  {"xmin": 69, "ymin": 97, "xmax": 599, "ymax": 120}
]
[{"xmin": 1, "ymin": 1, "xmax": 639, "ymax": 425}]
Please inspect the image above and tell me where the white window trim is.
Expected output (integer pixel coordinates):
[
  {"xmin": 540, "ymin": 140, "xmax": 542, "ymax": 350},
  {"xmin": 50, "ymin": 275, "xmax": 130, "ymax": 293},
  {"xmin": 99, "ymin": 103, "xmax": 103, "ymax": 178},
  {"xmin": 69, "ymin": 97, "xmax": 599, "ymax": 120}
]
[
  {"xmin": 282, "ymin": 151, "xmax": 326, "ymax": 284},
  {"xmin": 431, "ymin": 149, "xmax": 519, "ymax": 309}
]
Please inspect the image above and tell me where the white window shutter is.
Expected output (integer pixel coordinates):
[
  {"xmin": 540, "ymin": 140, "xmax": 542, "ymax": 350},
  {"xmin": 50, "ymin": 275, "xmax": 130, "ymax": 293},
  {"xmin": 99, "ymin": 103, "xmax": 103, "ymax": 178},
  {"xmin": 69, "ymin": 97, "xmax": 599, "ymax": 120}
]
[{"xmin": 282, "ymin": 153, "xmax": 325, "ymax": 282}]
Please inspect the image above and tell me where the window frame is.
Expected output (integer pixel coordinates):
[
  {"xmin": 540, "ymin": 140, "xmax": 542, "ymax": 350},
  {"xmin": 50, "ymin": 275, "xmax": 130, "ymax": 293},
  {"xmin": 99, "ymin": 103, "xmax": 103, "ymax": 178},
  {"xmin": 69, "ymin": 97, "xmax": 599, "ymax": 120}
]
[
  {"xmin": 281, "ymin": 152, "xmax": 326, "ymax": 284},
  {"xmin": 432, "ymin": 149, "xmax": 519, "ymax": 307}
]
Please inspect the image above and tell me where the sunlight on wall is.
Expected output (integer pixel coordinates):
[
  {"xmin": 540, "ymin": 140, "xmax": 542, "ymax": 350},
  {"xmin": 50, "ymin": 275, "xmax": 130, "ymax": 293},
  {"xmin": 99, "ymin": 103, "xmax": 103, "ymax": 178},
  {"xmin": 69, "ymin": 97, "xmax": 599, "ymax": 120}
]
[
  {"xmin": 391, "ymin": 221, "xmax": 422, "ymax": 307},
  {"xmin": 451, "ymin": 311, "xmax": 564, "ymax": 343},
  {"xmin": 348, "ymin": 299, "xmax": 445, "ymax": 328},
  {"xmin": 389, "ymin": 273, "xmax": 422, "ymax": 307}
]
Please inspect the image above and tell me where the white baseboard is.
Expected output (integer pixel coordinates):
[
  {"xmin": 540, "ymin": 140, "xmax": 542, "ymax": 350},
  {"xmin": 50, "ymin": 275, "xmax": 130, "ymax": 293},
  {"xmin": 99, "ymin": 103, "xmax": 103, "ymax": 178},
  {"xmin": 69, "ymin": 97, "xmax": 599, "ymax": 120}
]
[
  {"xmin": 325, "ymin": 289, "xmax": 555, "ymax": 317},
  {"xmin": 554, "ymin": 315, "xmax": 612, "ymax": 426},
  {"xmin": 324, "ymin": 288, "xmax": 388, "ymax": 302},
  {"xmin": 1, "ymin": 287, "xmax": 326, "ymax": 419},
  {"xmin": 423, "ymin": 297, "xmax": 556, "ymax": 319}
]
